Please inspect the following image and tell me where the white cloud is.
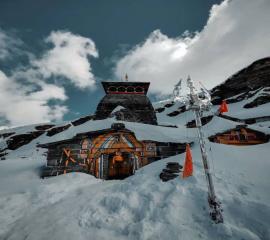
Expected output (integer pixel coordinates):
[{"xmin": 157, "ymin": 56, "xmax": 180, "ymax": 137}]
[
  {"xmin": 0, "ymin": 71, "xmax": 68, "ymax": 126},
  {"xmin": 0, "ymin": 30, "xmax": 99, "ymax": 126},
  {"xmin": 33, "ymin": 31, "xmax": 99, "ymax": 89},
  {"xmin": 115, "ymin": 0, "xmax": 270, "ymax": 96}
]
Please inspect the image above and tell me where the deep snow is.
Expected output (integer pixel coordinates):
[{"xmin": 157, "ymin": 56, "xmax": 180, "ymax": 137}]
[{"xmin": 0, "ymin": 89, "xmax": 270, "ymax": 240}]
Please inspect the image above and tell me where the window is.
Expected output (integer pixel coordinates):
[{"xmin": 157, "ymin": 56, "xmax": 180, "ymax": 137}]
[
  {"xmin": 108, "ymin": 86, "xmax": 116, "ymax": 92},
  {"xmin": 135, "ymin": 87, "xmax": 144, "ymax": 93},
  {"xmin": 118, "ymin": 86, "xmax": 126, "ymax": 92},
  {"xmin": 127, "ymin": 87, "xmax": 135, "ymax": 92}
]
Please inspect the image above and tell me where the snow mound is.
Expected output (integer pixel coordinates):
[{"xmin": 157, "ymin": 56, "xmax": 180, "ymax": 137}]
[{"xmin": 1, "ymin": 141, "xmax": 270, "ymax": 240}]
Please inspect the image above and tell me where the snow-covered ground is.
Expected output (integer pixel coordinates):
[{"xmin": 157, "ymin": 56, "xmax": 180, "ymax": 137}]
[{"xmin": 0, "ymin": 88, "xmax": 270, "ymax": 240}]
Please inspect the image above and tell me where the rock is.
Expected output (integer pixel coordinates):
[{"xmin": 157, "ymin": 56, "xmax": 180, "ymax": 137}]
[
  {"xmin": 71, "ymin": 115, "xmax": 94, "ymax": 126},
  {"xmin": 160, "ymin": 172, "xmax": 178, "ymax": 182},
  {"xmin": 6, "ymin": 131, "xmax": 44, "ymax": 150},
  {"xmin": 167, "ymin": 110, "xmax": 182, "ymax": 117},
  {"xmin": 164, "ymin": 102, "xmax": 175, "ymax": 108},
  {"xmin": 167, "ymin": 162, "xmax": 182, "ymax": 168},
  {"xmin": 211, "ymin": 57, "xmax": 270, "ymax": 105},
  {"xmin": 167, "ymin": 106, "xmax": 186, "ymax": 117},
  {"xmin": 35, "ymin": 124, "xmax": 55, "ymax": 131},
  {"xmin": 46, "ymin": 124, "xmax": 72, "ymax": 137},
  {"xmin": 162, "ymin": 168, "xmax": 180, "ymax": 174},
  {"xmin": 158, "ymin": 124, "xmax": 178, "ymax": 128},
  {"xmin": 0, "ymin": 132, "xmax": 15, "ymax": 139},
  {"xmin": 155, "ymin": 107, "xmax": 165, "ymax": 113},
  {"xmin": 186, "ymin": 116, "xmax": 213, "ymax": 128},
  {"xmin": 160, "ymin": 162, "xmax": 183, "ymax": 182},
  {"xmin": 243, "ymin": 95, "xmax": 270, "ymax": 108}
]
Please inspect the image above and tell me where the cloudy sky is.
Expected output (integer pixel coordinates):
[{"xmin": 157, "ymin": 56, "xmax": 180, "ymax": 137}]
[{"xmin": 0, "ymin": 0, "xmax": 269, "ymax": 127}]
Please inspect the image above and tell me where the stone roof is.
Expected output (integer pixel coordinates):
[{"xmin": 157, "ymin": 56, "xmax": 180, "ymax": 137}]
[{"xmin": 94, "ymin": 82, "xmax": 157, "ymax": 125}]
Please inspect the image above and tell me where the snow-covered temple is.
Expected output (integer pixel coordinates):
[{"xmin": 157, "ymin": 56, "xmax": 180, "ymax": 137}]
[
  {"xmin": 40, "ymin": 81, "xmax": 187, "ymax": 179},
  {"xmin": 94, "ymin": 81, "xmax": 157, "ymax": 125}
]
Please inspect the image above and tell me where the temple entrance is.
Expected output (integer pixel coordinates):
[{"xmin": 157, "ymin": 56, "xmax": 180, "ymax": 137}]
[
  {"xmin": 95, "ymin": 152, "xmax": 140, "ymax": 180},
  {"xmin": 89, "ymin": 129, "xmax": 144, "ymax": 180},
  {"xmin": 108, "ymin": 152, "xmax": 134, "ymax": 179}
]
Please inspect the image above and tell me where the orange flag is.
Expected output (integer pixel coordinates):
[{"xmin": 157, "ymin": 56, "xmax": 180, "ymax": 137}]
[
  {"xmin": 219, "ymin": 100, "xmax": 228, "ymax": 114},
  {"xmin": 182, "ymin": 144, "xmax": 193, "ymax": 178}
]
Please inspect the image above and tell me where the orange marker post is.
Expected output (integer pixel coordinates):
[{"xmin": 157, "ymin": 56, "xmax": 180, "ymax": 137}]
[
  {"xmin": 219, "ymin": 100, "xmax": 229, "ymax": 114},
  {"xmin": 182, "ymin": 144, "xmax": 193, "ymax": 178}
]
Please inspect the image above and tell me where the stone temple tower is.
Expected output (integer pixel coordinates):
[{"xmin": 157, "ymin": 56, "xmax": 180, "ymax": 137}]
[{"xmin": 94, "ymin": 81, "xmax": 157, "ymax": 125}]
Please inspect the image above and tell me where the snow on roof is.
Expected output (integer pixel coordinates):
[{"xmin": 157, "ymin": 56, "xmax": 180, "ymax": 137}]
[
  {"xmin": 111, "ymin": 105, "xmax": 126, "ymax": 114},
  {"xmin": 39, "ymin": 118, "xmax": 192, "ymax": 145}
]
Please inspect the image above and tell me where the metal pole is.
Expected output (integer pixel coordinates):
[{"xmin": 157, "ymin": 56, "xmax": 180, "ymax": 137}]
[
  {"xmin": 187, "ymin": 77, "xmax": 223, "ymax": 223},
  {"xmin": 194, "ymin": 110, "xmax": 215, "ymax": 198},
  {"xmin": 194, "ymin": 109, "xmax": 223, "ymax": 223}
]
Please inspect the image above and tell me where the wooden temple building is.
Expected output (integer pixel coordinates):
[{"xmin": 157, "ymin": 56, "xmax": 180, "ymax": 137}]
[
  {"xmin": 209, "ymin": 125, "xmax": 269, "ymax": 145},
  {"xmin": 41, "ymin": 82, "xmax": 186, "ymax": 179}
]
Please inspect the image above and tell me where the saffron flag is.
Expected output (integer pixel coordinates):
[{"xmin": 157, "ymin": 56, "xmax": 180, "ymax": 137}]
[
  {"xmin": 182, "ymin": 144, "xmax": 193, "ymax": 178},
  {"xmin": 219, "ymin": 100, "xmax": 228, "ymax": 113}
]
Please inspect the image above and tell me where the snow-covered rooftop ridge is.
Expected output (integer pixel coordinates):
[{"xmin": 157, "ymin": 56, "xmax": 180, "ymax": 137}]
[
  {"xmin": 111, "ymin": 105, "xmax": 126, "ymax": 114},
  {"xmin": 37, "ymin": 118, "xmax": 193, "ymax": 145}
]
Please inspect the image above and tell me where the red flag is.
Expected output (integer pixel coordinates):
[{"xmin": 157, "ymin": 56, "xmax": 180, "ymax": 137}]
[
  {"xmin": 219, "ymin": 100, "xmax": 228, "ymax": 114},
  {"xmin": 182, "ymin": 144, "xmax": 193, "ymax": 178}
]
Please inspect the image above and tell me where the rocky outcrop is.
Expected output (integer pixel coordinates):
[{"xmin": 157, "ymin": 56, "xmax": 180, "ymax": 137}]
[
  {"xmin": 155, "ymin": 107, "xmax": 165, "ymax": 113},
  {"xmin": 0, "ymin": 131, "xmax": 45, "ymax": 158},
  {"xmin": 35, "ymin": 124, "xmax": 55, "ymax": 131},
  {"xmin": 71, "ymin": 115, "xmax": 94, "ymax": 126},
  {"xmin": 160, "ymin": 162, "xmax": 183, "ymax": 182},
  {"xmin": 167, "ymin": 106, "xmax": 187, "ymax": 117},
  {"xmin": 164, "ymin": 102, "xmax": 175, "ymax": 108},
  {"xmin": 6, "ymin": 131, "xmax": 44, "ymax": 150},
  {"xmin": 46, "ymin": 124, "xmax": 72, "ymax": 137},
  {"xmin": 211, "ymin": 57, "xmax": 270, "ymax": 104},
  {"xmin": 0, "ymin": 132, "xmax": 15, "ymax": 139},
  {"xmin": 186, "ymin": 115, "xmax": 213, "ymax": 128},
  {"xmin": 243, "ymin": 94, "xmax": 270, "ymax": 108}
]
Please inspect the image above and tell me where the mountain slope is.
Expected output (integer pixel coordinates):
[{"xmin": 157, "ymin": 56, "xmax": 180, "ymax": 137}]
[
  {"xmin": 1, "ymin": 59, "xmax": 270, "ymax": 240},
  {"xmin": 211, "ymin": 57, "xmax": 270, "ymax": 105}
]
